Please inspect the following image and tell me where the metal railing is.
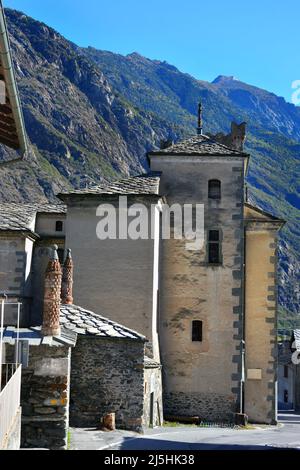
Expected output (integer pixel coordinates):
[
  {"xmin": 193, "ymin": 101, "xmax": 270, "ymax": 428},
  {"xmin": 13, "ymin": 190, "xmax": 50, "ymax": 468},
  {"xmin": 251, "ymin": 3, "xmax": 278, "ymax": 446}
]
[{"xmin": 0, "ymin": 363, "xmax": 21, "ymax": 449}]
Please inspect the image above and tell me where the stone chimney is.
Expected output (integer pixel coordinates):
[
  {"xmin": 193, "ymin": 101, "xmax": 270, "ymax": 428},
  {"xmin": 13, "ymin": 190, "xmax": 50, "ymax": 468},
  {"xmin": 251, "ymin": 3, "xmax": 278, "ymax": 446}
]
[
  {"xmin": 208, "ymin": 121, "xmax": 247, "ymax": 152},
  {"xmin": 230, "ymin": 122, "xmax": 247, "ymax": 151},
  {"xmin": 42, "ymin": 245, "xmax": 62, "ymax": 337},
  {"xmin": 61, "ymin": 249, "xmax": 74, "ymax": 305}
]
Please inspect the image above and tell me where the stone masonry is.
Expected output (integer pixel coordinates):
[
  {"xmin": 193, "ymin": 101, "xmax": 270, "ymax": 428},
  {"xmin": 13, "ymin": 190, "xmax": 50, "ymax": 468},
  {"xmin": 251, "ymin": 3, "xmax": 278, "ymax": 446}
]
[
  {"xmin": 6, "ymin": 344, "xmax": 71, "ymax": 450},
  {"xmin": 70, "ymin": 336, "xmax": 146, "ymax": 431}
]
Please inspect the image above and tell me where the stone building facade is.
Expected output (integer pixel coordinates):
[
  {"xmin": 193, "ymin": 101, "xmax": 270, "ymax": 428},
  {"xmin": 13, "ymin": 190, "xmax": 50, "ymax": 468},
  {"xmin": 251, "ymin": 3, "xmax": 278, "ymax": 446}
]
[
  {"xmin": 58, "ymin": 125, "xmax": 284, "ymax": 425},
  {"xmin": 70, "ymin": 336, "xmax": 145, "ymax": 430},
  {"xmin": 0, "ymin": 120, "xmax": 284, "ymax": 447}
]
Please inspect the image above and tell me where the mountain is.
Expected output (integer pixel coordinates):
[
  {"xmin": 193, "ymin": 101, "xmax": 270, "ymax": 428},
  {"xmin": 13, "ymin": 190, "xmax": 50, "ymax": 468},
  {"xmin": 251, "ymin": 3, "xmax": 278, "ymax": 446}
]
[
  {"xmin": 0, "ymin": 9, "xmax": 185, "ymax": 201},
  {"xmin": 0, "ymin": 9, "xmax": 299, "ymax": 321}
]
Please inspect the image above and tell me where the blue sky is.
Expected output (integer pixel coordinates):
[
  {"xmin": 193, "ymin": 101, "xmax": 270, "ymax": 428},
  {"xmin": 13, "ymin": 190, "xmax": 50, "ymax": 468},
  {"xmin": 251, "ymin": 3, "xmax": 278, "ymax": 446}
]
[{"xmin": 3, "ymin": 0, "xmax": 300, "ymax": 103}]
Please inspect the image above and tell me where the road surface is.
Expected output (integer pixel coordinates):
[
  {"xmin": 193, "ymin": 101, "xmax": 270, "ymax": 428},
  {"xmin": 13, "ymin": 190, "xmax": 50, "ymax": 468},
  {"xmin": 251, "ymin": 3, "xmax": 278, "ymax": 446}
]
[{"xmin": 70, "ymin": 411, "xmax": 300, "ymax": 451}]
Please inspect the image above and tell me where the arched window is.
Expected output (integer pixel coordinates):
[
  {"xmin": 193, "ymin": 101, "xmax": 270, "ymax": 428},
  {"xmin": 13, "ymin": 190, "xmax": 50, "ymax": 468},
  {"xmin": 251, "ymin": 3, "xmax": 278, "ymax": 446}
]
[
  {"xmin": 208, "ymin": 180, "xmax": 221, "ymax": 200},
  {"xmin": 192, "ymin": 321, "xmax": 203, "ymax": 342},
  {"xmin": 55, "ymin": 221, "xmax": 63, "ymax": 232}
]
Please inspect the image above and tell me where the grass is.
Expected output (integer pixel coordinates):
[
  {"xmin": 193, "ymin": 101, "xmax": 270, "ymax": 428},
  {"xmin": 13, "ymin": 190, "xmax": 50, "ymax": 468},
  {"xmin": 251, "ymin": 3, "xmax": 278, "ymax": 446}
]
[
  {"xmin": 67, "ymin": 430, "xmax": 72, "ymax": 450},
  {"xmin": 163, "ymin": 421, "xmax": 239, "ymax": 429},
  {"xmin": 163, "ymin": 421, "xmax": 197, "ymax": 428}
]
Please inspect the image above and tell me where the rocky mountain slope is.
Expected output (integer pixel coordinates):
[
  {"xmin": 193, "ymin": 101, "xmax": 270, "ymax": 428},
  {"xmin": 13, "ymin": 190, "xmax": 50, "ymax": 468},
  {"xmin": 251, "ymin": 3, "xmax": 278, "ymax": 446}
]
[{"xmin": 0, "ymin": 9, "xmax": 299, "ymax": 321}]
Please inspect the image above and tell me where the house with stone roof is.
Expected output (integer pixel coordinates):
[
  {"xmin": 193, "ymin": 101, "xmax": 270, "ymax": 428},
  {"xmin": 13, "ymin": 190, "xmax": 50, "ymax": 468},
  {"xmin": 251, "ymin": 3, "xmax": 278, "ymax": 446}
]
[
  {"xmin": 0, "ymin": 1, "xmax": 287, "ymax": 447},
  {"xmin": 0, "ymin": 114, "xmax": 286, "ymax": 449},
  {"xmin": 55, "ymin": 118, "xmax": 284, "ymax": 427}
]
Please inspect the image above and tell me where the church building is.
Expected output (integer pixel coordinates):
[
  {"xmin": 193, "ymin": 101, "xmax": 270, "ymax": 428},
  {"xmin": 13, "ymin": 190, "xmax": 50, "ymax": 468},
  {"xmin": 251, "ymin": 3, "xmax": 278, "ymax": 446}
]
[{"xmin": 58, "ymin": 113, "xmax": 284, "ymax": 425}]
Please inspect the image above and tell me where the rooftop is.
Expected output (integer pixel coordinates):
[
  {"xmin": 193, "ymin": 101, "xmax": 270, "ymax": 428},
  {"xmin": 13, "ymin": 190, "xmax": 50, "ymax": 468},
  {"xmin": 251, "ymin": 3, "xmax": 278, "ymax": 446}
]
[
  {"xmin": 148, "ymin": 134, "xmax": 249, "ymax": 157},
  {"xmin": 60, "ymin": 304, "xmax": 145, "ymax": 341},
  {"xmin": 2, "ymin": 325, "xmax": 77, "ymax": 347},
  {"xmin": 58, "ymin": 173, "xmax": 161, "ymax": 197},
  {"xmin": 0, "ymin": 202, "xmax": 66, "ymax": 232}
]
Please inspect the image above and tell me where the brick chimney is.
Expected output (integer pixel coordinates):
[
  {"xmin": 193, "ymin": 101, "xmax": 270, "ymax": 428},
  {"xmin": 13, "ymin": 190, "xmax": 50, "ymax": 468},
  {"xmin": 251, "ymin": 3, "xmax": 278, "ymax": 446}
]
[
  {"xmin": 42, "ymin": 245, "xmax": 62, "ymax": 337},
  {"xmin": 61, "ymin": 249, "xmax": 74, "ymax": 305}
]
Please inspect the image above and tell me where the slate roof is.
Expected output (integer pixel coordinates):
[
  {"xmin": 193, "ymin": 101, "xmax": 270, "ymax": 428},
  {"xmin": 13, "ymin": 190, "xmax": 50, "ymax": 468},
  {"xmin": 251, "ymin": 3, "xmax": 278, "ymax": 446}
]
[
  {"xmin": 60, "ymin": 304, "xmax": 145, "ymax": 341},
  {"xmin": 0, "ymin": 203, "xmax": 66, "ymax": 232},
  {"xmin": 293, "ymin": 330, "xmax": 300, "ymax": 350},
  {"xmin": 148, "ymin": 134, "xmax": 249, "ymax": 157},
  {"xmin": 2, "ymin": 325, "xmax": 77, "ymax": 347},
  {"xmin": 58, "ymin": 173, "xmax": 161, "ymax": 197}
]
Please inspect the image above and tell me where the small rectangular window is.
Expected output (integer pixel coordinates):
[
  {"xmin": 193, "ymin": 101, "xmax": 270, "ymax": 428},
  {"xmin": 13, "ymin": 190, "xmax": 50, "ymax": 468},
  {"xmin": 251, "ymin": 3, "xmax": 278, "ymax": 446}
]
[
  {"xmin": 284, "ymin": 365, "xmax": 289, "ymax": 379},
  {"xmin": 192, "ymin": 320, "xmax": 203, "ymax": 342},
  {"xmin": 284, "ymin": 390, "xmax": 289, "ymax": 403},
  {"xmin": 208, "ymin": 180, "xmax": 221, "ymax": 200},
  {"xmin": 56, "ymin": 221, "xmax": 63, "ymax": 232},
  {"xmin": 208, "ymin": 230, "xmax": 221, "ymax": 264}
]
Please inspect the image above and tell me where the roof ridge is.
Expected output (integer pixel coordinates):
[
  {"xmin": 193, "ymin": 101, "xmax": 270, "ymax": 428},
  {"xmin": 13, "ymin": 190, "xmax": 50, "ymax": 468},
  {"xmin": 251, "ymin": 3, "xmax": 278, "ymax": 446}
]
[
  {"xmin": 148, "ymin": 133, "xmax": 249, "ymax": 157},
  {"xmin": 58, "ymin": 172, "xmax": 162, "ymax": 197}
]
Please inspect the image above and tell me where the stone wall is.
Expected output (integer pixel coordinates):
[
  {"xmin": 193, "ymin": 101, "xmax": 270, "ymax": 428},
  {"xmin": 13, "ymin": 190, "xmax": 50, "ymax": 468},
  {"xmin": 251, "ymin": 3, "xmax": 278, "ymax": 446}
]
[
  {"xmin": 7, "ymin": 344, "xmax": 71, "ymax": 450},
  {"xmin": 244, "ymin": 222, "xmax": 280, "ymax": 424},
  {"xmin": 70, "ymin": 336, "xmax": 145, "ymax": 432},
  {"xmin": 0, "ymin": 233, "xmax": 34, "ymax": 327},
  {"xmin": 150, "ymin": 155, "xmax": 246, "ymax": 421},
  {"xmin": 64, "ymin": 196, "xmax": 161, "ymax": 361},
  {"xmin": 164, "ymin": 392, "xmax": 236, "ymax": 422},
  {"xmin": 144, "ymin": 365, "xmax": 163, "ymax": 427}
]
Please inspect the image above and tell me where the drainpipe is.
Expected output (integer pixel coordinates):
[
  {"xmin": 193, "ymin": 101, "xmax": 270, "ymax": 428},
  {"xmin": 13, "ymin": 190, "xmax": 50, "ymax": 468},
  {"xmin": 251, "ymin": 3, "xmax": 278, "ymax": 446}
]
[
  {"xmin": 240, "ymin": 218, "xmax": 247, "ymax": 415},
  {"xmin": 0, "ymin": 1, "xmax": 27, "ymax": 156}
]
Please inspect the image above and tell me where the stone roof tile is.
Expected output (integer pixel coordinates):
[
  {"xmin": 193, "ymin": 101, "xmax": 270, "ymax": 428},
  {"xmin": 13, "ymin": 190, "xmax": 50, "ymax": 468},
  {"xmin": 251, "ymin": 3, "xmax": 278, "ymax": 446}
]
[
  {"xmin": 60, "ymin": 304, "xmax": 145, "ymax": 341},
  {"xmin": 0, "ymin": 202, "xmax": 66, "ymax": 232},
  {"xmin": 148, "ymin": 134, "xmax": 249, "ymax": 157},
  {"xmin": 58, "ymin": 173, "xmax": 161, "ymax": 196}
]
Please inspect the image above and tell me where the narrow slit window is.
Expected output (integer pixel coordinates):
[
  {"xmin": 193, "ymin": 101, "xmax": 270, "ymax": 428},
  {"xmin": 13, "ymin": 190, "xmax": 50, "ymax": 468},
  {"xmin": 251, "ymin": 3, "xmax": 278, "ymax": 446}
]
[
  {"xmin": 192, "ymin": 320, "xmax": 203, "ymax": 342},
  {"xmin": 56, "ymin": 221, "xmax": 63, "ymax": 232},
  {"xmin": 208, "ymin": 230, "xmax": 221, "ymax": 264},
  {"xmin": 208, "ymin": 180, "xmax": 221, "ymax": 200}
]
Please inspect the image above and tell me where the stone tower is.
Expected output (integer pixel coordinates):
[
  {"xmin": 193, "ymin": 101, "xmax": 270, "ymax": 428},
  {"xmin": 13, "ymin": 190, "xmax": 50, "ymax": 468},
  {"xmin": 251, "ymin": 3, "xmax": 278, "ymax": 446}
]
[{"xmin": 148, "ymin": 132, "xmax": 249, "ymax": 422}]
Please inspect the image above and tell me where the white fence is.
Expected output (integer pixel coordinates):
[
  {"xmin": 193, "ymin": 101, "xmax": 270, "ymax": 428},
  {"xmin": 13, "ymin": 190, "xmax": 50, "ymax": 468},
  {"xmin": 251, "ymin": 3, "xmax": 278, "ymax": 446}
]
[{"xmin": 0, "ymin": 364, "xmax": 21, "ymax": 449}]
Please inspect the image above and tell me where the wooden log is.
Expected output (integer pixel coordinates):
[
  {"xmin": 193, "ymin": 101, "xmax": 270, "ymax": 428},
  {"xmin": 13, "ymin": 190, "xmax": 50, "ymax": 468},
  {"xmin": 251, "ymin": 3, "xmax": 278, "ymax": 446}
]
[{"xmin": 101, "ymin": 413, "xmax": 116, "ymax": 431}]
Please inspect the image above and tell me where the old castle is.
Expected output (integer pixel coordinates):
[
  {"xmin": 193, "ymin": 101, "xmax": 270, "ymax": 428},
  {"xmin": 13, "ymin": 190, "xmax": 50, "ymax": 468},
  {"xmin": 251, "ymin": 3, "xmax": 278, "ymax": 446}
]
[{"xmin": 0, "ymin": 5, "xmax": 289, "ymax": 451}]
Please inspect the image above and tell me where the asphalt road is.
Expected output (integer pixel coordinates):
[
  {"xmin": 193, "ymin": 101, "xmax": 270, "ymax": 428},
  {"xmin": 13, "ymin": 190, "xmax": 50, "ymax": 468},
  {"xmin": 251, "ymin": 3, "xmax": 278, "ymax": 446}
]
[{"xmin": 70, "ymin": 411, "xmax": 300, "ymax": 451}]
